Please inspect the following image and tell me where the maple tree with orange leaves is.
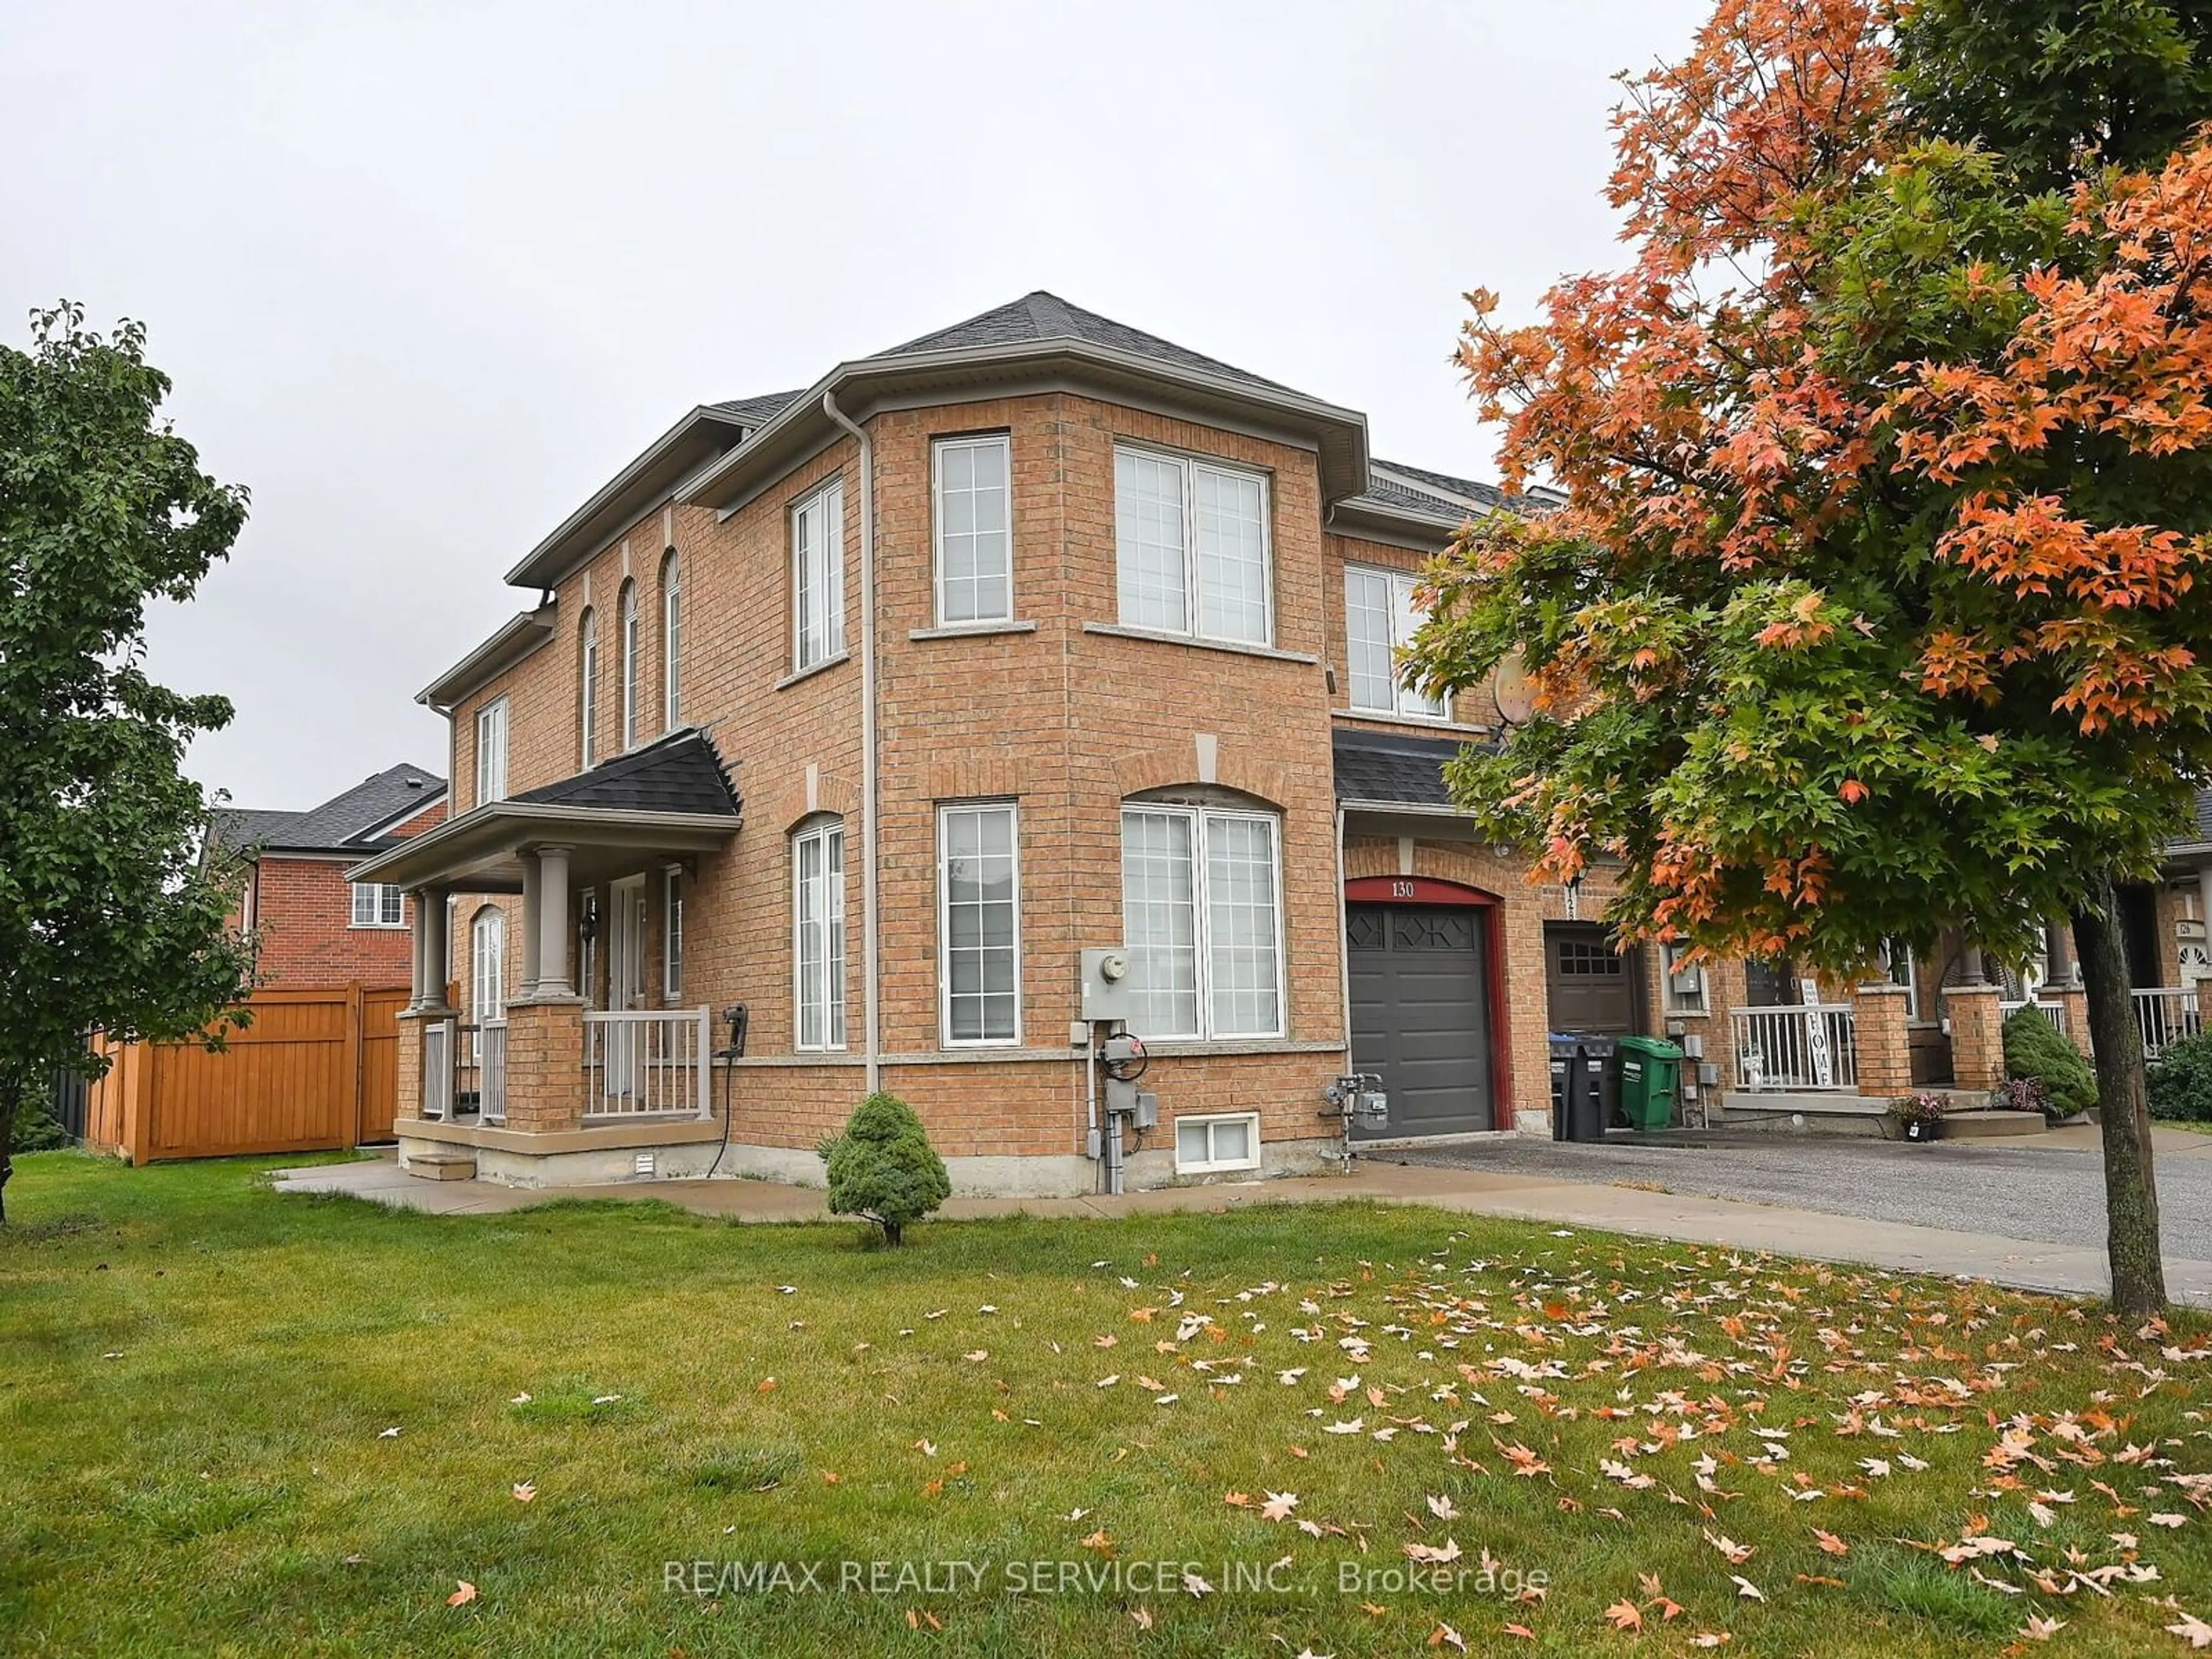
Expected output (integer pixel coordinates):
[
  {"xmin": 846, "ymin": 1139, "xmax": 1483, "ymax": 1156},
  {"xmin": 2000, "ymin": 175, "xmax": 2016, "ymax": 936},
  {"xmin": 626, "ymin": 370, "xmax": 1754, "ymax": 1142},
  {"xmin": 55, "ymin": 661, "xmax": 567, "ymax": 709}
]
[{"xmin": 1404, "ymin": 0, "xmax": 2212, "ymax": 1312}]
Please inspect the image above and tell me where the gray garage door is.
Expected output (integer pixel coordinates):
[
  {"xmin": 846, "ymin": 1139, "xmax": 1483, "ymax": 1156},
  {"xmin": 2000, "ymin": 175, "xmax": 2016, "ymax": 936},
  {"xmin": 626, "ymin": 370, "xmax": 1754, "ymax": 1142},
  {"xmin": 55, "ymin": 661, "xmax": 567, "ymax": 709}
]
[{"xmin": 1347, "ymin": 904, "xmax": 1494, "ymax": 1138}]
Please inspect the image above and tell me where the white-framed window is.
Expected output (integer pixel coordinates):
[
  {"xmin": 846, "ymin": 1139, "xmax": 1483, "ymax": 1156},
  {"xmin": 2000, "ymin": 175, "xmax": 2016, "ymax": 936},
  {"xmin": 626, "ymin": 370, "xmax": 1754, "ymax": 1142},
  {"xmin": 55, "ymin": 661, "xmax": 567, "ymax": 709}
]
[
  {"xmin": 793, "ymin": 819, "xmax": 846, "ymax": 1049},
  {"xmin": 475, "ymin": 698, "xmax": 508, "ymax": 806},
  {"xmin": 791, "ymin": 479, "xmax": 846, "ymax": 673},
  {"xmin": 661, "ymin": 552, "xmax": 682, "ymax": 729},
  {"xmin": 1661, "ymin": 940, "xmax": 1708, "ymax": 1015},
  {"xmin": 618, "ymin": 580, "xmax": 639, "ymax": 751},
  {"xmin": 577, "ymin": 889, "xmax": 599, "ymax": 1005},
  {"xmin": 1120, "ymin": 805, "xmax": 1284, "ymax": 1040},
  {"xmin": 663, "ymin": 868, "xmax": 684, "ymax": 1003},
  {"xmin": 1113, "ymin": 444, "xmax": 1271, "ymax": 645},
  {"xmin": 1882, "ymin": 939, "xmax": 1921, "ymax": 1020},
  {"xmin": 938, "ymin": 802, "xmax": 1021, "ymax": 1046},
  {"xmin": 1175, "ymin": 1111, "xmax": 1260, "ymax": 1174},
  {"xmin": 350, "ymin": 882, "xmax": 403, "ymax": 929},
  {"xmin": 578, "ymin": 608, "xmax": 599, "ymax": 770},
  {"xmin": 933, "ymin": 434, "xmax": 1013, "ymax": 625},
  {"xmin": 1344, "ymin": 566, "xmax": 1447, "ymax": 719},
  {"xmin": 471, "ymin": 907, "xmax": 505, "ymax": 1027}
]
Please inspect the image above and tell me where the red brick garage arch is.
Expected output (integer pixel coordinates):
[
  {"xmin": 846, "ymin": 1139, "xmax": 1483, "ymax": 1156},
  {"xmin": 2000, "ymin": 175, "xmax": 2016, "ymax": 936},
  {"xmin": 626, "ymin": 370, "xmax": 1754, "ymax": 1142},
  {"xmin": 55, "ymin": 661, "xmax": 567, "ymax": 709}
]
[{"xmin": 1343, "ymin": 875, "xmax": 1517, "ymax": 1130}]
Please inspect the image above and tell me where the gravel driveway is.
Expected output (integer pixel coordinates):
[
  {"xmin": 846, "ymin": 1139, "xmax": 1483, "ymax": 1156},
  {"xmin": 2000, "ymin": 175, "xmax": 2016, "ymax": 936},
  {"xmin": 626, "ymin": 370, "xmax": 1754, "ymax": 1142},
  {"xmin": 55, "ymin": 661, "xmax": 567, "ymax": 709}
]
[{"xmin": 1390, "ymin": 1130, "xmax": 2212, "ymax": 1258}]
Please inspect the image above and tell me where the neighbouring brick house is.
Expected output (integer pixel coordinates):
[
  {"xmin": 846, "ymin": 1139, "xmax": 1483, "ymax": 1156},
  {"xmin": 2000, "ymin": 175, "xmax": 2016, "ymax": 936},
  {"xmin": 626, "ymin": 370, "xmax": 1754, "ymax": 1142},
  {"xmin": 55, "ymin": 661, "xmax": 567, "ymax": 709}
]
[
  {"xmin": 213, "ymin": 766, "xmax": 449, "ymax": 987},
  {"xmin": 349, "ymin": 293, "xmax": 2205, "ymax": 1192}
]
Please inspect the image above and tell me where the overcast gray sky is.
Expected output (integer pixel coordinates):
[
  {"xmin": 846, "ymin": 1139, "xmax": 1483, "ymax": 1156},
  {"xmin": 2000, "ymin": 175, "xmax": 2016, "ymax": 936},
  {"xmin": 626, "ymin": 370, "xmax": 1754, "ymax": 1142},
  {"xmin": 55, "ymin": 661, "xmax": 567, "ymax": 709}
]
[{"xmin": 3, "ymin": 0, "xmax": 1703, "ymax": 813}]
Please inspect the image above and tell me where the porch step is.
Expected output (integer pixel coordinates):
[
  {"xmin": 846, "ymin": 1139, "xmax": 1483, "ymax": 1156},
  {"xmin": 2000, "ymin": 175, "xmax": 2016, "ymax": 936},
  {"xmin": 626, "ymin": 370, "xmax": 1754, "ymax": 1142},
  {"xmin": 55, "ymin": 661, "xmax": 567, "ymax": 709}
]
[
  {"xmin": 1937, "ymin": 1109, "xmax": 2047, "ymax": 1139},
  {"xmin": 402, "ymin": 1150, "xmax": 478, "ymax": 1181}
]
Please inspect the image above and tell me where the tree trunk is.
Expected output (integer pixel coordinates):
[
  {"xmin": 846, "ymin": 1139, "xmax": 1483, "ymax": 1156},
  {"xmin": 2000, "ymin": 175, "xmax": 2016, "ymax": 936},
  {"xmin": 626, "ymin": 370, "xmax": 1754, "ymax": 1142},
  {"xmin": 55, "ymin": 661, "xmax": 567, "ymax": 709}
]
[{"xmin": 2073, "ymin": 872, "xmax": 2166, "ymax": 1314}]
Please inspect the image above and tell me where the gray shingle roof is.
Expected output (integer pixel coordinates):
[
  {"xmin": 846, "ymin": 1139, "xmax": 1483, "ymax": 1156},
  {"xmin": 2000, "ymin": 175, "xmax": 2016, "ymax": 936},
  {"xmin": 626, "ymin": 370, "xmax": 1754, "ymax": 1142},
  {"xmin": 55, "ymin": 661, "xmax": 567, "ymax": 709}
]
[
  {"xmin": 511, "ymin": 728, "xmax": 739, "ymax": 818},
  {"xmin": 2179, "ymin": 788, "xmax": 2212, "ymax": 849},
  {"xmin": 879, "ymin": 291, "xmax": 1302, "ymax": 399},
  {"xmin": 1332, "ymin": 730, "xmax": 1486, "ymax": 809},
  {"xmin": 212, "ymin": 763, "xmax": 446, "ymax": 855},
  {"xmin": 709, "ymin": 389, "xmax": 805, "ymax": 426}
]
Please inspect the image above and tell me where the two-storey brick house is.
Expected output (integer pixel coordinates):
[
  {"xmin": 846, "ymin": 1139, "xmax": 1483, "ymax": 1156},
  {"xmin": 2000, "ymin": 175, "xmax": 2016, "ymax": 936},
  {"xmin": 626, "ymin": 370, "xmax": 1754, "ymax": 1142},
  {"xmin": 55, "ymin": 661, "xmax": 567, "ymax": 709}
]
[
  {"xmin": 213, "ymin": 764, "xmax": 448, "ymax": 988},
  {"xmin": 354, "ymin": 293, "xmax": 2115, "ymax": 1191}
]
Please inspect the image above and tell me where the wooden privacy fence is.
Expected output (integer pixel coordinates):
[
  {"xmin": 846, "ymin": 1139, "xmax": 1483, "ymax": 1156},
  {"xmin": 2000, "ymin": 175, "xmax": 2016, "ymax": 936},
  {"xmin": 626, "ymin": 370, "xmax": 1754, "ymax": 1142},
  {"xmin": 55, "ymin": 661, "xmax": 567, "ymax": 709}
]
[{"xmin": 83, "ymin": 984, "xmax": 409, "ymax": 1164}]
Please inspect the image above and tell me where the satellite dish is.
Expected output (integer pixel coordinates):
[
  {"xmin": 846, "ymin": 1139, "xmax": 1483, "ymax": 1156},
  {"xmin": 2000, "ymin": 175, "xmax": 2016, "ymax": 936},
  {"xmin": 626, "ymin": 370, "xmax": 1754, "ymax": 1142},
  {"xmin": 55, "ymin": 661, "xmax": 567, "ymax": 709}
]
[{"xmin": 1491, "ymin": 652, "xmax": 1536, "ymax": 726}]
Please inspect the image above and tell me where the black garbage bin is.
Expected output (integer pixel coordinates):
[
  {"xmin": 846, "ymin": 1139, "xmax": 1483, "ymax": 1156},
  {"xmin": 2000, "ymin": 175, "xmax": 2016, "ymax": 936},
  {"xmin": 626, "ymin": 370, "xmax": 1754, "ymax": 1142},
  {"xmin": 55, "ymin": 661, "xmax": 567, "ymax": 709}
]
[
  {"xmin": 1549, "ymin": 1035, "xmax": 1581, "ymax": 1141},
  {"xmin": 1581, "ymin": 1034, "xmax": 1621, "ymax": 1131},
  {"xmin": 1556, "ymin": 1034, "xmax": 1615, "ymax": 1141}
]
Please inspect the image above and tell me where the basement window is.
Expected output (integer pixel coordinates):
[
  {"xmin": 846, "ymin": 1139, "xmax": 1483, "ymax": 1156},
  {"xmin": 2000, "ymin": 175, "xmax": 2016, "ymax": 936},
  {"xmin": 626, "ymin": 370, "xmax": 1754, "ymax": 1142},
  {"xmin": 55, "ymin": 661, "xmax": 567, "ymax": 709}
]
[{"xmin": 1174, "ymin": 1112, "xmax": 1260, "ymax": 1175}]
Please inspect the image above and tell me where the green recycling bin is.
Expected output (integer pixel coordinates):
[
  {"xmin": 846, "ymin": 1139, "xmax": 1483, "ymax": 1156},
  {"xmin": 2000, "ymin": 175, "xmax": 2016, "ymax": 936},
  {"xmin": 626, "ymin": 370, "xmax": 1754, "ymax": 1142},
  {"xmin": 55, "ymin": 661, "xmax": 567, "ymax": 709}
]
[{"xmin": 1614, "ymin": 1035, "xmax": 1684, "ymax": 1131}]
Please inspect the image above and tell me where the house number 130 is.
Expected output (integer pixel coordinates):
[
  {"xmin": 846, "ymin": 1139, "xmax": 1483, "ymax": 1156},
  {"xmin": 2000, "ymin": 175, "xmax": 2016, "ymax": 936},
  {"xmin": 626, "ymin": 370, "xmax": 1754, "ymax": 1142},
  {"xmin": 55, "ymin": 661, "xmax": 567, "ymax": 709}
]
[{"xmin": 1391, "ymin": 879, "xmax": 1416, "ymax": 897}]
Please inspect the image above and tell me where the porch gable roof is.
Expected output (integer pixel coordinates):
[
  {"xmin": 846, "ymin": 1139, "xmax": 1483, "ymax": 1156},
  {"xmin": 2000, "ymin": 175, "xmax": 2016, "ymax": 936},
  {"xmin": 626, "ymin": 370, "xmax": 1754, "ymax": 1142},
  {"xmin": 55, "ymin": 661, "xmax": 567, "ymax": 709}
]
[{"xmin": 344, "ymin": 729, "xmax": 740, "ymax": 893}]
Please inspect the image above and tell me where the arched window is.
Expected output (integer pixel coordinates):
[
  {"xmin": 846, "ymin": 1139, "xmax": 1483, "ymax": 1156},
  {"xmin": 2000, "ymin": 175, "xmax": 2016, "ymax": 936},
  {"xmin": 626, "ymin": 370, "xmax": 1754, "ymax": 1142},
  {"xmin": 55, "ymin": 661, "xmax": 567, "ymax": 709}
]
[
  {"xmin": 660, "ymin": 551, "xmax": 682, "ymax": 730},
  {"xmin": 792, "ymin": 816, "xmax": 846, "ymax": 1050},
  {"xmin": 470, "ymin": 906, "xmax": 506, "ymax": 1036},
  {"xmin": 578, "ymin": 607, "xmax": 599, "ymax": 770},
  {"xmin": 618, "ymin": 580, "xmax": 640, "ymax": 751}
]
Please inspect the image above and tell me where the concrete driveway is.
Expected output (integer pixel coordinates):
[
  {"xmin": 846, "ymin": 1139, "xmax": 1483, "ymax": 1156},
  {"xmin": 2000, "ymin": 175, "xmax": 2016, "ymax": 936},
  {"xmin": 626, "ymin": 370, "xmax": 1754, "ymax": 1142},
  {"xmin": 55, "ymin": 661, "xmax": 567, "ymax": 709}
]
[{"xmin": 1391, "ymin": 1124, "xmax": 2212, "ymax": 1259}]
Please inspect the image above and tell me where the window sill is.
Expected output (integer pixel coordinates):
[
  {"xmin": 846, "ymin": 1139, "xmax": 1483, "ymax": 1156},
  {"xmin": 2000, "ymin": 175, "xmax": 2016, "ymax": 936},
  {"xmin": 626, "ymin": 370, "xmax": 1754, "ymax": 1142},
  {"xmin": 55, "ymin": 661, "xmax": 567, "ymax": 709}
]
[
  {"xmin": 908, "ymin": 620, "xmax": 1039, "ymax": 642},
  {"xmin": 775, "ymin": 652, "xmax": 850, "ymax": 691},
  {"xmin": 1334, "ymin": 709, "xmax": 1491, "ymax": 737},
  {"xmin": 1132, "ymin": 1037, "xmax": 1341, "ymax": 1058},
  {"xmin": 1082, "ymin": 622, "xmax": 1318, "ymax": 665},
  {"xmin": 349, "ymin": 923, "xmax": 407, "ymax": 931}
]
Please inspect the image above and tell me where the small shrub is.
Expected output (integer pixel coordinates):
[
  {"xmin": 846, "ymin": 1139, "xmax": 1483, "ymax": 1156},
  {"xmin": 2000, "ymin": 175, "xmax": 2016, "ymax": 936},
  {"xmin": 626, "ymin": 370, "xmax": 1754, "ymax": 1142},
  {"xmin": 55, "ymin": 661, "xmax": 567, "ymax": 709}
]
[
  {"xmin": 820, "ymin": 1092, "xmax": 949, "ymax": 1246},
  {"xmin": 2148, "ymin": 1031, "xmax": 2212, "ymax": 1123},
  {"xmin": 2002, "ymin": 1005, "xmax": 2096, "ymax": 1120}
]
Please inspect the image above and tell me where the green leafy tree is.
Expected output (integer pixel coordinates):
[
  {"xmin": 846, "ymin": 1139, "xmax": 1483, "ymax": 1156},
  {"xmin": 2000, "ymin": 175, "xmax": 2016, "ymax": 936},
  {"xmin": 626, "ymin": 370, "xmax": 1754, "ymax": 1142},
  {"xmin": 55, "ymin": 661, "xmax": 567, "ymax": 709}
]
[
  {"xmin": 1407, "ymin": 0, "xmax": 2212, "ymax": 1311},
  {"xmin": 0, "ymin": 304, "xmax": 257, "ymax": 1221},
  {"xmin": 820, "ymin": 1092, "xmax": 950, "ymax": 1246}
]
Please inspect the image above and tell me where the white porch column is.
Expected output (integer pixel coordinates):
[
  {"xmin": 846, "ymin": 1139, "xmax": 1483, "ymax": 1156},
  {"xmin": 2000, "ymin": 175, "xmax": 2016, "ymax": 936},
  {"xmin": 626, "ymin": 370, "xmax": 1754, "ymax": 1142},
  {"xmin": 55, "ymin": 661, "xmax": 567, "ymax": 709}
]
[
  {"xmin": 535, "ymin": 846, "xmax": 574, "ymax": 997},
  {"xmin": 518, "ymin": 854, "xmax": 543, "ymax": 998},
  {"xmin": 2198, "ymin": 865, "xmax": 2212, "ymax": 972}
]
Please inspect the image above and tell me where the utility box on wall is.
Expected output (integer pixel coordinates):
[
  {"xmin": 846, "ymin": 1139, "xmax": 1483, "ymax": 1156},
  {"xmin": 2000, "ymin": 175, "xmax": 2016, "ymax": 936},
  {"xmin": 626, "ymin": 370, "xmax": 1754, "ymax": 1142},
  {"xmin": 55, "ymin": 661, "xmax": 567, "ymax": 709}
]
[{"xmin": 1080, "ymin": 949, "xmax": 1145, "ymax": 1025}]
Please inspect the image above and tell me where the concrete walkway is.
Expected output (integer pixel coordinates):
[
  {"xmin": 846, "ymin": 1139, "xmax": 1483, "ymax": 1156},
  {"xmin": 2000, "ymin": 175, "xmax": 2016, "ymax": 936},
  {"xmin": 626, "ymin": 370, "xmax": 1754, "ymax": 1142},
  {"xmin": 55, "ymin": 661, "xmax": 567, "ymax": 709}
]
[{"xmin": 272, "ymin": 1147, "xmax": 2212, "ymax": 1309}]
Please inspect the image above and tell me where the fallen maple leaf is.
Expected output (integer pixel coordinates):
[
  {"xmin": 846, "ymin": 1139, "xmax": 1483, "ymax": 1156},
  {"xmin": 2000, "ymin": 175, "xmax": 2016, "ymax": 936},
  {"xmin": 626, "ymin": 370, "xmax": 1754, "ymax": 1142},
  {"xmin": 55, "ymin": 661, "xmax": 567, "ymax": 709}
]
[
  {"xmin": 1730, "ymin": 1575, "xmax": 1765, "ymax": 1601},
  {"xmin": 447, "ymin": 1581, "xmax": 477, "ymax": 1607},
  {"xmin": 1429, "ymin": 1622, "xmax": 1468, "ymax": 1652},
  {"xmin": 1705, "ymin": 1529, "xmax": 1755, "ymax": 1565},
  {"xmin": 1604, "ymin": 1600, "xmax": 1643, "ymax": 1631},
  {"xmin": 1262, "ymin": 1491, "xmax": 1299, "ymax": 1521},
  {"xmin": 1813, "ymin": 1528, "xmax": 1848, "ymax": 1557},
  {"xmin": 2021, "ymin": 1613, "xmax": 2064, "ymax": 1642},
  {"xmin": 510, "ymin": 1481, "xmax": 536, "ymax": 1503},
  {"xmin": 2168, "ymin": 1608, "xmax": 2212, "ymax": 1649}
]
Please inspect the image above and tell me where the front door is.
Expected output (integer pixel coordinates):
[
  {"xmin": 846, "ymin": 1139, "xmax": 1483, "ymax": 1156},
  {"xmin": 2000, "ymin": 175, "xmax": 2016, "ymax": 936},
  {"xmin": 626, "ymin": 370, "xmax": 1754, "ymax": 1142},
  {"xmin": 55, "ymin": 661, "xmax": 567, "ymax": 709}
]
[
  {"xmin": 604, "ymin": 876, "xmax": 647, "ymax": 1100},
  {"xmin": 1347, "ymin": 903, "xmax": 1495, "ymax": 1137},
  {"xmin": 1544, "ymin": 922, "xmax": 1639, "ymax": 1033}
]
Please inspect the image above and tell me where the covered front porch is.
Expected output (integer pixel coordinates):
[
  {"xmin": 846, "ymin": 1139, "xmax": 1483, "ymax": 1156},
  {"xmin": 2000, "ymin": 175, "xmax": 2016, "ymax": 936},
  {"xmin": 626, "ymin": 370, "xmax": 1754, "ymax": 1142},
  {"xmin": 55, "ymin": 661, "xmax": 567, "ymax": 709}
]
[{"xmin": 345, "ymin": 730, "xmax": 743, "ymax": 1184}]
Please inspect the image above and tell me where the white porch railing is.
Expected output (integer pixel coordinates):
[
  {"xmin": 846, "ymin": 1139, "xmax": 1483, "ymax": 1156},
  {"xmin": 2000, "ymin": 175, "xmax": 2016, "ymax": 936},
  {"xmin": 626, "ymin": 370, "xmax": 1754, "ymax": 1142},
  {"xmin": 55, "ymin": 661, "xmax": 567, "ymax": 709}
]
[
  {"xmin": 2001, "ymin": 999, "xmax": 2069, "ymax": 1038},
  {"xmin": 2135, "ymin": 988, "xmax": 2203, "ymax": 1060},
  {"xmin": 479, "ymin": 1020, "xmax": 507, "ymax": 1123},
  {"xmin": 584, "ymin": 1007, "xmax": 713, "ymax": 1120},
  {"xmin": 422, "ymin": 1017, "xmax": 454, "ymax": 1121},
  {"xmin": 1731, "ymin": 1004, "xmax": 1858, "ymax": 1092}
]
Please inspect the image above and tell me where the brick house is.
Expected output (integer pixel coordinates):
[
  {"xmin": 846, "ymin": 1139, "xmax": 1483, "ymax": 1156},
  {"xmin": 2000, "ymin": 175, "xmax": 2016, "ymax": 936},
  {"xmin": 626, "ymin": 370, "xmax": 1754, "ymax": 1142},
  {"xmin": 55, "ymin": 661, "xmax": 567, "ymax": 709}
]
[
  {"xmin": 213, "ymin": 766, "xmax": 448, "ymax": 987},
  {"xmin": 348, "ymin": 293, "xmax": 2192, "ymax": 1192}
]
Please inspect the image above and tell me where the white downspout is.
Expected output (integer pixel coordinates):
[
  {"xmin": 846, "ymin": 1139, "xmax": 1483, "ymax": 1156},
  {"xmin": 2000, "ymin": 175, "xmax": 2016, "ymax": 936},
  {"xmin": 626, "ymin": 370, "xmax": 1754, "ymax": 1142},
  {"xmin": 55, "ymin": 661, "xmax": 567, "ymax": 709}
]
[{"xmin": 822, "ymin": 391, "xmax": 881, "ymax": 1094}]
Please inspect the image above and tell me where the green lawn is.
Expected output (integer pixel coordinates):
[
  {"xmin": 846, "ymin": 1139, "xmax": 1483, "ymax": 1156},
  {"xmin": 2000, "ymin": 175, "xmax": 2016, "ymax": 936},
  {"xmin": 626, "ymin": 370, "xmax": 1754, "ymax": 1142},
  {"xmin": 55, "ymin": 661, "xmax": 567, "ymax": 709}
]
[{"xmin": 3, "ymin": 1152, "xmax": 2211, "ymax": 1657}]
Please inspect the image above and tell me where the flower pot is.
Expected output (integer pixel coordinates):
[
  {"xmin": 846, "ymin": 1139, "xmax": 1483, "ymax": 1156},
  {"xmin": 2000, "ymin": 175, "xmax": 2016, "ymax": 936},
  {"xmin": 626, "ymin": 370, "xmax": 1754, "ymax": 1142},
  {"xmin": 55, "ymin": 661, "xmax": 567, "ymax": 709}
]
[{"xmin": 1900, "ymin": 1118, "xmax": 1944, "ymax": 1143}]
